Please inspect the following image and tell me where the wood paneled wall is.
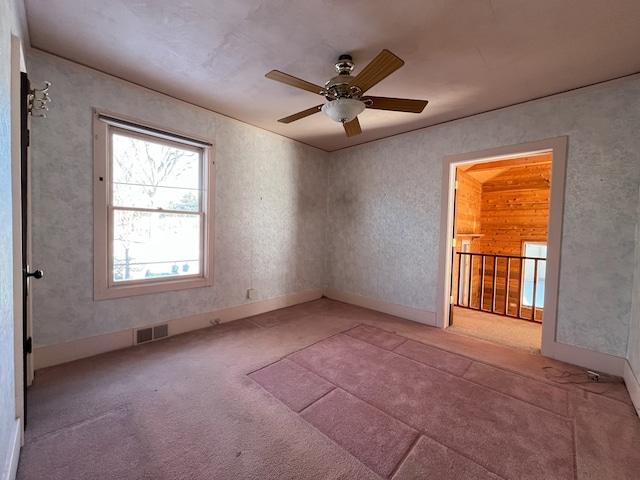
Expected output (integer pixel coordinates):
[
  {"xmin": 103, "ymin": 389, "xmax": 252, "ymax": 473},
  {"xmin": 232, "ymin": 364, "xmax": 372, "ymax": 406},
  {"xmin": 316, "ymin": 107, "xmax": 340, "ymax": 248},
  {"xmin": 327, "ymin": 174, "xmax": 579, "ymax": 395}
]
[
  {"xmin": 478, "ymin": 163, "xmax": 551, "ymax": 255},
  {"xmin": 453, "ymin": 162, "xmax": 550, "ymax": 320},
  {"xmin": 453, "ymin": 170, "xmax": 483, "ymax": 303},
  {"xmin": 454, "ymin": 169, "xmax": 482, "ymax": 239}
]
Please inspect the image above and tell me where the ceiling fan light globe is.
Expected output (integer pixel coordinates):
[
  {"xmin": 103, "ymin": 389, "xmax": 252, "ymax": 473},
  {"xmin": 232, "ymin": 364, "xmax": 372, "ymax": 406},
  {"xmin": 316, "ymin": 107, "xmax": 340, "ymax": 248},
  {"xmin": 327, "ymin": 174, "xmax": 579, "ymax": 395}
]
[{"xmin": 322, "ymin": 98, "xmax": 365, "ymax": 123}]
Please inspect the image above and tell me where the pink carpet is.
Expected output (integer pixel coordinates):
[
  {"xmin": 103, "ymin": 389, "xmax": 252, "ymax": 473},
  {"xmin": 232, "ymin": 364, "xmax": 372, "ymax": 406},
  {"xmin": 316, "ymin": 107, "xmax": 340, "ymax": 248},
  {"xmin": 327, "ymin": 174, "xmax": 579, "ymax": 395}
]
[
  {"xmin": 251, "ymin": 324, "xmax": 578, "ymax": 479},
  {"xmin": 16, "ymin": 299, "xmax": 640, "ymax": 479}
]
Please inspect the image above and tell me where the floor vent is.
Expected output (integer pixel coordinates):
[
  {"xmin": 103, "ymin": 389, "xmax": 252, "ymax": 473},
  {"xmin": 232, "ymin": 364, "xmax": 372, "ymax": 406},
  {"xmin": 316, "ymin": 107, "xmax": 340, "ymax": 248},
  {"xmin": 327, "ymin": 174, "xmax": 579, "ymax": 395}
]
[
  {"xmin": 153, "ymin": 324, "xmax": 169, "ymax": 340},
  {"xmin": 134, "ymin": 324, "xmax": 169, "ymax": 345}
]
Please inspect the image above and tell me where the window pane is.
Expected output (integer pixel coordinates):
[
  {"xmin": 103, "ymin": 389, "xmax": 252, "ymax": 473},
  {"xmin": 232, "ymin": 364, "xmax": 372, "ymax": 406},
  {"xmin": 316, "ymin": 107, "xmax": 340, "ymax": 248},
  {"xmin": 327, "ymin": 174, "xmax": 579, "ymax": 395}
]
[
  {"xmin": 522, "ymin": 243, "xmax": 547, "ymax": 307},
  {"xmin": 112, "ymin": 209, "xmax": 201, "ymax": 282},
  {"xmin": 524, "ymin": 243, "xmax": 547, "ymax": 258},
  {"xmin": 113, "ymin": 183, "xmax": 200, "ymax": 211},
  {"xmin": 111, "ymin": 133, "xmax": 200, "ymax": 189}
]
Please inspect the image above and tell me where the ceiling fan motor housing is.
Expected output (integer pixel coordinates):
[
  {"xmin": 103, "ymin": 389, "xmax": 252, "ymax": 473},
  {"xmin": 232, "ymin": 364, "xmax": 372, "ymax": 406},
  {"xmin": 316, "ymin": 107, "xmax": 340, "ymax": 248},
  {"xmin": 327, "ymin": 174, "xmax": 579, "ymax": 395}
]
[{"xmin": 324, "ymin": 54, "xmax": 359, "ymax": 99}]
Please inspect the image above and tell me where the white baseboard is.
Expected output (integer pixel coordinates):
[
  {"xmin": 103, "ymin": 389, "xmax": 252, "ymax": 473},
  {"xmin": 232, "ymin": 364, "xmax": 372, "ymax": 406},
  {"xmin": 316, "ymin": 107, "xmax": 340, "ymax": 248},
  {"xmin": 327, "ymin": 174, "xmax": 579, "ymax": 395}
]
[
  {"xmin": 33, "ymin": 329, "xmax": 133, "ymax": 371},
  {"xmin": 33, "ymin": 289, "xmax": 323, "ymax": 370},
  {"xmin": 623, "ymin": 360, "xmax": 640, "ymax": 418},
  {"xmin": 3, "ymin": 419, "xmax": 21, "ymax": 480},
  {"xmin": 542, "ymin": 340, "xmax": 626, "ymax": 377},
  {"xmin": 167, "ymin": 289, "xmax": 324, "ymax": 335},
  {"xmin": 323, "ymin": 288, "xmax": 436, "ymax": 326}
]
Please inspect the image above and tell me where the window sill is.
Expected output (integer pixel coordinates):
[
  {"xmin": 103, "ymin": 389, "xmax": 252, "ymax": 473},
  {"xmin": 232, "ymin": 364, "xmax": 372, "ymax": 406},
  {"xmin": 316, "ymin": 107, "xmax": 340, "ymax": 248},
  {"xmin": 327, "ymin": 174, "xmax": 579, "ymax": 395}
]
[{"xmin": 94, "ymin": 275, "xmax": 213, "ymax": 300}]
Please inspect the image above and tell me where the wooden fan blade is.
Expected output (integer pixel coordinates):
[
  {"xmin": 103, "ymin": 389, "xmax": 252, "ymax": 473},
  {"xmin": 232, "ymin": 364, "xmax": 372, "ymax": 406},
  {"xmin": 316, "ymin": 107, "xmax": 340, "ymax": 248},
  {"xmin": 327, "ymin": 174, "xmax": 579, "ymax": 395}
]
[
  {"xmin": 265, "ymin": 70, "xmax": 326, "ymax": 95},
  {"xmin": 278, "ymin": 105, "xmax": 323, "ymax": 124},
  {"xmin": 363, "ymin": 96, "xmax": 428, "ymax": 113},
  {"xmin": 347, "ymin": 50, "xmax": 404, "ymax": 95},
  {"xmin": 343, "ymin": 117, "xmax": 362, "ymax": 137}
]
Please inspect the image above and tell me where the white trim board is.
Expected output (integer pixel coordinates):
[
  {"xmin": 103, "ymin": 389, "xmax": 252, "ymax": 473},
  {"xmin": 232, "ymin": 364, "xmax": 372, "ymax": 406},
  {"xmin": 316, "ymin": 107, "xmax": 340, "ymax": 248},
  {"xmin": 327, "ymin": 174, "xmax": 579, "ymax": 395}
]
[
  {"xmin": 2, "ymin": 419, "xmax": 21, "ymax": 480},
  {"xmin": 623, "ymin": 361, "xmax": 640, "ymax": 418},
  {"xmin": 435, "ymin": 137, "xmax": 568, "ymax": 358},
  {"xmin": 33, "ymin": 289, "xmax": 323, "ymax": 370},
  {"xmin": 543, "ymin": 340, "xmax": 626, "ymax": 377},
  {"xmin": 32, "ymin": 285, "xmax": 629, "ymax": 391},
  {"xmin": 323, "ymin": 289, "xmax": 436, "ymax": 326}
]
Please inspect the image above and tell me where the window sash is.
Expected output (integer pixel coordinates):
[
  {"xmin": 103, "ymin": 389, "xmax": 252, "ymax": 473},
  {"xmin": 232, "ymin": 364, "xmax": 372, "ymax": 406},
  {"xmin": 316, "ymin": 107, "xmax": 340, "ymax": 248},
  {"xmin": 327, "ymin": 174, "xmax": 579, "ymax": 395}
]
[
  {"xmin": 93, "ymin": 108, "xmax": 214, "ymax": 300},
  {"xmin": 108, "ymin": 207, "xmax": 205, "ymax": 287}
]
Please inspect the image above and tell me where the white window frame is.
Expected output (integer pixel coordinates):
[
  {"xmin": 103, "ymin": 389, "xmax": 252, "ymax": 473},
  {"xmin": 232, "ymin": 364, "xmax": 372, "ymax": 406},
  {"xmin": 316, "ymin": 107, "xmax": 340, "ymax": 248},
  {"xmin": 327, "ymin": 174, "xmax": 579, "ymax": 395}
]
[
  {"xmin": 521, "ymin": 241, "xmax": 546, "ymax": 308},
  {"xmin": 93, "ymin": 109, "xmax": 215, "ymax": 300}
]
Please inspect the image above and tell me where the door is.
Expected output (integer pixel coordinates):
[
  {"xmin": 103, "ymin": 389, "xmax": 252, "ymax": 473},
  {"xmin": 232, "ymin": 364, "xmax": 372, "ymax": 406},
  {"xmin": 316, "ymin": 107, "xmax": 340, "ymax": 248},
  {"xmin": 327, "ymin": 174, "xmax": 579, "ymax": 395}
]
[{"xmin": 21, "ymin": 72, "xmax": 43, "ymax": 426}]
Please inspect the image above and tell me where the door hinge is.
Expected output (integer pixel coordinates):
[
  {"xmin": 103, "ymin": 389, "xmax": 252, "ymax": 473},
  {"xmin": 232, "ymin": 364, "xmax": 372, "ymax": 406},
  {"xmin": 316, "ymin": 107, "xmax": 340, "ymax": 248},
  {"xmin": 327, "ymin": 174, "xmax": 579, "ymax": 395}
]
[
  {"xmin": 450, "ymin": 295, "xmax": 455, "ymax": 304},
  {"xmin": 454, "ymin": 180, "xmax": 459, "ymax": 190},
  {"xmin": 25, "ymin": 337, "xmax": 32, "ymax": 354},
  {"xmin": 452, "ymin": 238, "xmax": 457, "ymax": 248}
]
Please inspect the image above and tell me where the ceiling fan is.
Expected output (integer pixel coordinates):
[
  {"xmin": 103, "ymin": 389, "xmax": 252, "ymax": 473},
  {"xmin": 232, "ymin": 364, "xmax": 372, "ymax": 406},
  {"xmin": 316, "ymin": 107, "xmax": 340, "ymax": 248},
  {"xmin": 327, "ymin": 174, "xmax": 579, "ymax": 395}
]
[{"xmin": 265, "ymin": 50, "xmax": 428, "ymax": 137}]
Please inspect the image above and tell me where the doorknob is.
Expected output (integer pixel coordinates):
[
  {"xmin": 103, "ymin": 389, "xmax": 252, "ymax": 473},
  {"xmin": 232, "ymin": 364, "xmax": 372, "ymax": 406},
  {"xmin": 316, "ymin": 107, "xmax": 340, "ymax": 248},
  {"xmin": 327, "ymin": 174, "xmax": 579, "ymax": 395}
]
[{"xmin": 26, "ymin": 269, "xmax": 44, "ymax": 279}]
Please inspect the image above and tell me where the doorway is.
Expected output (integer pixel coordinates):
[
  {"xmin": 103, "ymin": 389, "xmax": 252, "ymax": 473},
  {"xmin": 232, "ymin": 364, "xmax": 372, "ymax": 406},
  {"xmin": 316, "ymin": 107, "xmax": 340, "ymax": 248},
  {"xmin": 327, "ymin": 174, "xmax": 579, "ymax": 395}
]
[
  {"xmin": 447, "ymin": 155, "xmax": 551, "ymax": 353},
  {"xmin": 436, "ymin": 137, "xmax": 568, "ymax": 357}
]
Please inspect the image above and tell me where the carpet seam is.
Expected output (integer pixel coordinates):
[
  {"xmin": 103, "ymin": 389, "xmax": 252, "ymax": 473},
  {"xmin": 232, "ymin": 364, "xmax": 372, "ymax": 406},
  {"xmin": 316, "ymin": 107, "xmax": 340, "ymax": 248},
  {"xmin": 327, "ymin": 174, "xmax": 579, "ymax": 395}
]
[
  {"xmin": 286, "ymin": 354, "xmax": 427, "ymax": 433},
  {"xmin": 344, "ymin": 325, "xmax": 408, "ymax": 351},
  {"xmin": 246, "ymin": 355, "xmax": 294, "ymax": 376},
  {"xmin": 387, "ymin": 433, "xmax": 422, "ymax": 479},
  {"xmin": 390, "ymin": 432, "xmax": 510, "ymax": 480},
  {"xmin": 363, "ymin": 323, "xmax": 617, "ymax": 397},
  {"xmin": 458, "ymin": 358, "xmax": 474, "ymax": 378},
  {"xmin": 445, "ymin": 325, "xmax": 541, "ymax": 356},
  {"xmin": 248, "ymin": 305, "xmax": 324, "ymax": 328},
  {"xmin": 244, "ymin": 325, "xmax": 364, "ymax": 376},
  {"xmin": 287, "ymin": 353, "xmax": 538, "ymax": 480},
  {"xmin": 441, "ymin": 332, "xmax": 630, "ymax": 405},
  {"xmin": 298, "ymin": 387, "xmax": 418, "ymax": 479},
  {"xmin": 285, "ymin": 326, "xmax": 363, "ymax": 359},
  {"xmin": 298, "ymin": 386, "xmax": 338, "ymax": 414},
  {"xmin": 246, "ymin": 319, "xmax": 266, "ymax": 329},
  {"xmin": 358, "ymin": 324, "xmax": 629, "ymax": 412},
  {"xmin": 286, "ymin": 329, "xmax": 577, "ymax": 478},
  {"xmin": 25, "ymin": 403, "xmax": 132, "ymax": 446},
  {"xmin": 390, "ymin": 338, "xmax": 409, "ymax": 351},
  {"xmin": 333, "ymin": 332, "xmax": 572, "ymax": 420}
]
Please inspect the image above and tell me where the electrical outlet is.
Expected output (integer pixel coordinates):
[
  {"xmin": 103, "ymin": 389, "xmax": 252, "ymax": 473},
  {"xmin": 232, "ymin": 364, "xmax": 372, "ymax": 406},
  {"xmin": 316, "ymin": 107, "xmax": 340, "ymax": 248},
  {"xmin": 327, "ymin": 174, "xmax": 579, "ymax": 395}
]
[
  {"xmin": 587, "ymin": 371, "xmax": 600, "ymax": 382},
  {"xmin": 247, "ymin": 288, "xmax": 255, "ymax": 300}
]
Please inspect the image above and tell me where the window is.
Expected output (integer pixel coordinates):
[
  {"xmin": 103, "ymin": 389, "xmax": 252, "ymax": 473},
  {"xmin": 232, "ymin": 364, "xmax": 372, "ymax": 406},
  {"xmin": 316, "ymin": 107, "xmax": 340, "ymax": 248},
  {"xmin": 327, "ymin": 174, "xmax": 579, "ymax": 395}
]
[
  {"xmin": 93, "ymin": 110, "xmax": 214, "ymax": 300},
  {"xmin": 522, "ymin": 242, "xmax": 546, "ymax": 308}
]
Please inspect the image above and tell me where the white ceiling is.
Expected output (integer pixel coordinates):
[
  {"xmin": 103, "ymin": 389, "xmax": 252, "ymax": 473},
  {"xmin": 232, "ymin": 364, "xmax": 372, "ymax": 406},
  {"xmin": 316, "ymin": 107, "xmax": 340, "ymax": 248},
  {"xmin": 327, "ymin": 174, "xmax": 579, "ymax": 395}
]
[{"xmin": 21, "ymin": 0, "xmax": 640, "ymax": 151}]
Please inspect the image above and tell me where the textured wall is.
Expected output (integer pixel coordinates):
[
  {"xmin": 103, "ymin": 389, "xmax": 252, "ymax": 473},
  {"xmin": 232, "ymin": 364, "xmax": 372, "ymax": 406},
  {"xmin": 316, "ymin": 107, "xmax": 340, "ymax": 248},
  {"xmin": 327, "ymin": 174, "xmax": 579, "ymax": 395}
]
[
  {"xmin": 27, "ymin": 52, "xmax": 328, "ymax": 347},
  {"xmin": 327, "ymin": 77, "xmax": 640, "ymax": 357},
  {"xmin": 24, "ymin": 49, "xmax": 640, "ymax": 360},
  {"xmin": 628, "ymin": 183, "xmax": 640, "ymax": 378},
  {"xmin": 0, "ymin": 0, "xmax": 17, "ymax": 473}
]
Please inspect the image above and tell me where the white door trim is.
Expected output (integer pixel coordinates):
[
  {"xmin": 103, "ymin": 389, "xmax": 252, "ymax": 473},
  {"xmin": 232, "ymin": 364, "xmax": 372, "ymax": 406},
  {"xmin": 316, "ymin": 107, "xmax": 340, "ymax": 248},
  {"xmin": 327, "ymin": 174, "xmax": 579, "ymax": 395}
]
[{"xmin": 435, "ymin": 136, "xmax": 568, "ymax": 357}]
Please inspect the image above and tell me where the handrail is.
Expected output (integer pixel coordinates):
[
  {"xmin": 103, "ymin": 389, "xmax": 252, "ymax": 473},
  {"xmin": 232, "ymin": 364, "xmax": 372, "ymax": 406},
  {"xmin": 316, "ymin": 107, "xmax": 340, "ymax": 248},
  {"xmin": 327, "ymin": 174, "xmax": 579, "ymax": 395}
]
[{"xmin": 454, "ymin": 252, "xmax": 545, "ymax": 323}]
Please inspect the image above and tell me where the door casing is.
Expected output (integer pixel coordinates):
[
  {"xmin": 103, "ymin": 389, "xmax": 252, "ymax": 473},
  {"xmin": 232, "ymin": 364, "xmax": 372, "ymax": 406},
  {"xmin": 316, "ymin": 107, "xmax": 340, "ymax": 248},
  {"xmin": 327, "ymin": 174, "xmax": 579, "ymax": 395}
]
[{"xmin": 436, "ymin": 137, "xmax": 568, "ymax": 358}]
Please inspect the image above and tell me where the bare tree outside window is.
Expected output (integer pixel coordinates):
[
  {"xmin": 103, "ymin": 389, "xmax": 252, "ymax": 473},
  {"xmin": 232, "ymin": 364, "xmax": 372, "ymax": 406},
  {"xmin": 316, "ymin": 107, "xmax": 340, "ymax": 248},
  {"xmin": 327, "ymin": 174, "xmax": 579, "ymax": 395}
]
[
  {"xmin": 111, "ymin": 131, "xmax": 203, "ymax": 282},
  {"xmin": 93, "ymin": 110, "xmax": 214, "ymax": 300}
]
